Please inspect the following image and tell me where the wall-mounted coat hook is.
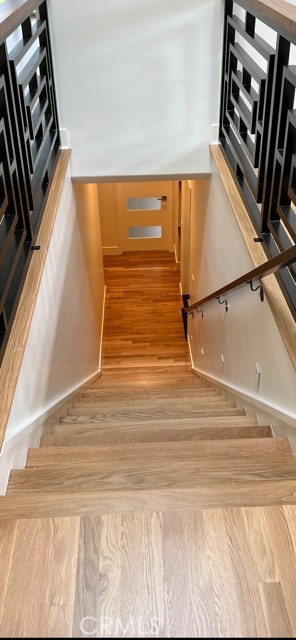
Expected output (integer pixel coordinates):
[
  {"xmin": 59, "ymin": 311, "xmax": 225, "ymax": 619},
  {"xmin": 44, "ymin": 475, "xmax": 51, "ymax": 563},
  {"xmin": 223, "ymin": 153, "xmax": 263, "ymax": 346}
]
[
  {"xmin": 247, "ymin": 279, "xmax": 264, "ymax": 302},
  {"xmin": 217, "ymin": 296, "xmax": 228, "ymax": 311}
]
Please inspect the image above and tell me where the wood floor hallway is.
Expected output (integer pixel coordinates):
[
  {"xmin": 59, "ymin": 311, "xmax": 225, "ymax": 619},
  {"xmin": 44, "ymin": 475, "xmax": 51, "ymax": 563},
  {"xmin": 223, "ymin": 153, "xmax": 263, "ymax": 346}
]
[
  {"xmin": 101, "ymin": 251, "xmax": 189, "ymax": 368},
  {"xmin": 1, "ymin": 250, "xmax": 296, "ymax": 638}
]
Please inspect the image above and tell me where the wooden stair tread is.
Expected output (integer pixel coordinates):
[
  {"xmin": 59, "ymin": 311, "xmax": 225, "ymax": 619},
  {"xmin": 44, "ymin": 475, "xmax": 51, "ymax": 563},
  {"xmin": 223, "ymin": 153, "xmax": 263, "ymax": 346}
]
[
  {"xmin": 52, "ymin": 414, "xmax": 261, "ymax": 431},
  {"xmin": 3, "ymin": 247, "xmax": 293, "ymax": 522},
  {"xmin": 68, "ymin": 396, "xmax": 236, "ymax": 420},
  {"xmin": 97, "ymin": 364, "xmax": 193, "ymax": 375},
  {"xmin": 2, "ymin": 480, "xmax": 296, "ymax": 518},
  {"xmin": 63, "ymin": 407, "xmax": 247, "ymax": 424},
  {"xmin": 7, "ymin": 456, "xmax": 296, "ymax": 493},
  {"xmin": 27, "ymin": 437, "xmax": 291, "ymax": 467},
  {"xmin": 40, "ymin": 424, "xmax": 272, "ymax": 447},
  {"xmin": 4, "ymin": 249, "xmax": 296, "ymax": 639},
  {"xmin": 102, "ymin": 357, "xmax": 190, "ymax": 366},
  {"xmin": 92, "ymin": 371, "xmax": 208, "ymax": 380},
  {"xmin": 61, "ymin": 410, "xmax": 253, "ymax": 426},
  {"xmin": 81, "ymin": 387, "xmax": 220, "ymax": 401},
  {"xmin": 90, "ymin": 379, "xmax": 212, "ymax": 391},
  {"xmin": 92, "ymin": 371, "xmax": 209, "ymax": 379}
]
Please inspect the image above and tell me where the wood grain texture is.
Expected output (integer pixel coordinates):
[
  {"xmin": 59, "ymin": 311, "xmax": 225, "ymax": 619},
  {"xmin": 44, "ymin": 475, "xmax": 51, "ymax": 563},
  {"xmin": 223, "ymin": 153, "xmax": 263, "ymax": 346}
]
[
  {"xmin": 67, "ymin": 398, "xmax": 239, "ymax": 426},
  {"xmin": 0, "ymin": 0, "xmax": 41, "ymax": 40},
  {"xmin": 1, "ymin": 249, "xmax": 296, "ymax": 636},
  {"xmin": 2, "ymin": 482, "xmax": 296, "ymax": 521},
  {"xmin": 71, "ymin": 394, "xmax": 234, "ymax": 411},
  {"xmin": 102, "ymin": 251, "xmax": 190, "ymax": 368},
  {"xmin": 26, "ymin": 436, "xmax": 290, "ymax": 468},
  {"xmin": 61, "ymin": 407, "xmax": 248, "ymax": 426},
  {"xmin": 52, "ymin": 413, "xmax": 260, "ymax": 430},
  {"xmin": 258, "ymin": 582, "xmax": 293, "ymax": 638},
  {"xmin": 7, "ymin": 456, "xmax": 296, "ymax": 495},
  {"xmin": 40, "ymin": 424, "xmax": 273, "ymax": 448},
  {"xmin": 82, "ymin": 385, "xmax": 217, "ymax": 401},
  {"xmin": 239, "ymin": 0, "xmax": 296, "ymax": 37},
  {"xmin": 0, "ymin": 520, "xmax": 18, "ymax": 625},
  {"xmin": 0, "ymin": 516, "xmax": 80, "ymax": 637},
  {"xmin": 48, "ymin": 413, "xmax": 264, "ymax": 433},
  {"xmin": 72, "ymin": 516, "xmax": 102, "ymax": 638},
  {"xmin": 94, "ymin": 364, "xmax": 195, "ymax": 378},
  {"xmin": 1, "ymin": 506, "xmax": 296, "ymax": 636}
]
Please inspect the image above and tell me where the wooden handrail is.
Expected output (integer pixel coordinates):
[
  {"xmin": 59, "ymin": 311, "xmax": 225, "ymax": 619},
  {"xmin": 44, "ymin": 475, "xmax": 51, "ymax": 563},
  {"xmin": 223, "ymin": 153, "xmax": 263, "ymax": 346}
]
[
  {"xmin": 237, "ymin": 1, "xmax": 296, "ymax": 38},
  {"xmin": 185, "ymin": 245, "xmax": 296, "ymax": 314},
  {"xmin": 0, "ymin": 0, "xmax": 42, "ymax": 39},
  {"xmin": 0, "ymin": 150, "xmax": 70, "ymax": 451}
]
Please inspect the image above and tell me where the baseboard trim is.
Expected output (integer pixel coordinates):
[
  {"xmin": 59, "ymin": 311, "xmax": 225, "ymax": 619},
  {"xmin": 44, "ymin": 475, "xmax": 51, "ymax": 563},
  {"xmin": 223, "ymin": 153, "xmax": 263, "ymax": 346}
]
[
  {"xmin": 173, "ymin": 243, "xmax": 181, "ymax": 268},
  {"xmin": 0, "ymin": 368, "xmax": 102, "ymax": 495},
  {"xmin": 102, "ymin": 247, "xmax": 122, "ymax": 255},
  {"xmin": 190, "ymin": 364, "xmax": 296, "ymax": 450},
  {"xmin": 98, "ymin": 284, "xmax": 107, "ymax": 372},
  {"xmin": 1, "ymin": 282, "xmax": 107, "ymax": 494}
]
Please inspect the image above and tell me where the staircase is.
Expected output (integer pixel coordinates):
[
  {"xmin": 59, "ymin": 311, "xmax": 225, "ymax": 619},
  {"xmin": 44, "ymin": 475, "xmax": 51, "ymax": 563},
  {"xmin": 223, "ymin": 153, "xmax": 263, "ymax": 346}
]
[
  {"xmin": 2, "ymin": 248, "xmax": 296, "ymax": 514},
  {"xmin": 1, "ymin": 250, "xmax": 296, "ymax": 636},
  {"xmin": 2, "ymin": 363, "xmax": 296, "ymax": 517}
]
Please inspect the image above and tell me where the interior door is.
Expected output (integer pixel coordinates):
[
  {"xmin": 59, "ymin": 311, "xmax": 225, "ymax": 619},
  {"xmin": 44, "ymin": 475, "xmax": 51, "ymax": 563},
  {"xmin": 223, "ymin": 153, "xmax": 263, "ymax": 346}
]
[{"xmin": 116, "ymin": 181, "xmax": 174, "ymax": 251}]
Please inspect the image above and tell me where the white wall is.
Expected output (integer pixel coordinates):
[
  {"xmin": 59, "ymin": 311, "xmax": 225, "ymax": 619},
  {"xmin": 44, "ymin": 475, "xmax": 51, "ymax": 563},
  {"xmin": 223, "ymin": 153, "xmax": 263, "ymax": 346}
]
[
  {"xmin": 48, "ymin": 0, "xmax": 223, "ymax": 178},
  {"xmin": 180, "ymin": 179, "xmax": 192, "ymax": 295},
  {"xmin": 187, "ymin": 167, "xmax": 296, "ymax": 421},
  {"xmin": 98, "ymin": 183, "xmax": 120, "ymax": 254},
  {"xmin": 4, "ymin": 172, "xmax": 105, "ymax": 444}
]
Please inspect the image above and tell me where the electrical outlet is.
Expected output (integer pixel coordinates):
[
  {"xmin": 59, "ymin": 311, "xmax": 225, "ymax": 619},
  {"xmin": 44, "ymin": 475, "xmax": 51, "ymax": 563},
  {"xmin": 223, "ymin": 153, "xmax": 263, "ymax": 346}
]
[{"xmin": 255, "ymin": 363, "xmax": 261, "ymax": 392}]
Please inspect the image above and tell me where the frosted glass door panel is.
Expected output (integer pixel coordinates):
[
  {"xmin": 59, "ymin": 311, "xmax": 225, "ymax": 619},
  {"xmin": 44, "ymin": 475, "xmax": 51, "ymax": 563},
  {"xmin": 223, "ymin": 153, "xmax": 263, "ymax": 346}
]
[
  {"xmin": 127, "ymin": 197, "xmax": 161, "ymax": 211},
  {"xmin": 128, "ymin": 225, "xmax": 162, "ymax": 239}
]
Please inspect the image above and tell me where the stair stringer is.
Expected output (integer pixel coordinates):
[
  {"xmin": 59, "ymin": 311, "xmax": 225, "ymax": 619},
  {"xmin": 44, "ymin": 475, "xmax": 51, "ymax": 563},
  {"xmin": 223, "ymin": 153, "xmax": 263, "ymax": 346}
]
[
  {"xmin": 0, "ymin": 370, "xmax": 102, "ymax": 495},
  {"xmin": 190, "ymin": 366, "xmax": 296, "ymax": 454}
]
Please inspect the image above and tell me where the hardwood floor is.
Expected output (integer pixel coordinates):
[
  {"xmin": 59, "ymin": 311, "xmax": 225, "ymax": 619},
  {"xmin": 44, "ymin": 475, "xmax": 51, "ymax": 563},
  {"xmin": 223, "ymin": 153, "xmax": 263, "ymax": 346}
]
[
  {"xmin": 1, "ymin": 506, "xmax": 296, "ymax": 637},
  {"xmin": 102, "ymin": 251, "xmax": 189, "ymax": 367},
  {"xmin": 1, "ymin": 250, "xmax": 296, "ymax": 637}
]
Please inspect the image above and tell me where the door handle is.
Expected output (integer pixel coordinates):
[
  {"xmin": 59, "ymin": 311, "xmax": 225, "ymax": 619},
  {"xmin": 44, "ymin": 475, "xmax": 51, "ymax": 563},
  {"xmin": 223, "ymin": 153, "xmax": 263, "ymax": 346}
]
[{"xmin": 157, "ymin": 196, "xmax": 167, "ymax": 201}]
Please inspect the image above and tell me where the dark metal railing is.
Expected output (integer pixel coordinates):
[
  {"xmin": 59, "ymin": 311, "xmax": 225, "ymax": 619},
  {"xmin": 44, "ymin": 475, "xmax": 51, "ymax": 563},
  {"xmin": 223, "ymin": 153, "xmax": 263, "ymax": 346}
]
[
  {"xmin": 0, "ymin": 0, "xmax": 60, "ymax": 362},
  {"xmin": 219, "ymin": 0, "xmax": 296, "ymax": 318}
]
